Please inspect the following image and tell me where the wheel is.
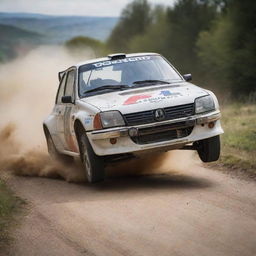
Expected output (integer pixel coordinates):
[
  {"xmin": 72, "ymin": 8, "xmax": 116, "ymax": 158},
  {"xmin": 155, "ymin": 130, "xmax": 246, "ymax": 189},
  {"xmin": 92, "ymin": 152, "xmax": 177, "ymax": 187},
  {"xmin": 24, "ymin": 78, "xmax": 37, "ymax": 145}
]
[
  {"xmin": 79, "ymin": 133, "xmax": 105, "ymax": 183},
  {"xmin": 196, "ymin": 135, "xmax": 220, "ymax": 162},
  {"xmin": 46, "ymin": 134, "xmax": 74, "ymax": 164}
]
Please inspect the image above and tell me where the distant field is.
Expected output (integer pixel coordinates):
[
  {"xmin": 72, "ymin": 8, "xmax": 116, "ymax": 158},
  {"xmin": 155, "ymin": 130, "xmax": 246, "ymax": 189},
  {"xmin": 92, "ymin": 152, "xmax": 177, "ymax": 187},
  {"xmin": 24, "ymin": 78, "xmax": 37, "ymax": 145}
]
[{"xmin": 220, "ymin": 103, "xmax": 256, "ymax": 176}]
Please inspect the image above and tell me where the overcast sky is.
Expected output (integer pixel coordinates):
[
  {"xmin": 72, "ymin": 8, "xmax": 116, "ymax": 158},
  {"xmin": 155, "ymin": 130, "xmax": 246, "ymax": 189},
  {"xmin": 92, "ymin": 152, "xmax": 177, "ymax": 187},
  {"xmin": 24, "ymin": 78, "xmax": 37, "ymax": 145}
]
[{"xmin": 0, "ymin": 0, "xmax": 176, "ymax": 17}]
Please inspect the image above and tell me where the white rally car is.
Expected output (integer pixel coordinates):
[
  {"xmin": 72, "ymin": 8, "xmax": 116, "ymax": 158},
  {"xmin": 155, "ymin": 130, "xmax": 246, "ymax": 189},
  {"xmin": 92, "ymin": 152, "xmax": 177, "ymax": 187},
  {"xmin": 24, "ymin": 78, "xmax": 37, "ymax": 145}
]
[{"xmin": 43, "ymin": 53, "xmax": 223, "ymax": 183}]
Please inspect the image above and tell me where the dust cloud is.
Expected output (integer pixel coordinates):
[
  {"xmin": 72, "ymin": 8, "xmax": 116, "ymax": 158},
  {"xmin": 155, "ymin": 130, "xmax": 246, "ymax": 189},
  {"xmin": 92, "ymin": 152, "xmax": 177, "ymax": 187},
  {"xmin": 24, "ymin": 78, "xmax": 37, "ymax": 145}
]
[
  {"xmin": 108, "ymin": 151, "xmax": 198, "ymax": 178},
  {"xmin": 0, "ymin": 46, "xmax": 88, "ymax": 182},
  {"xmin": 0, "ymin": 45, "xmax": 198, "ymax": 182}
]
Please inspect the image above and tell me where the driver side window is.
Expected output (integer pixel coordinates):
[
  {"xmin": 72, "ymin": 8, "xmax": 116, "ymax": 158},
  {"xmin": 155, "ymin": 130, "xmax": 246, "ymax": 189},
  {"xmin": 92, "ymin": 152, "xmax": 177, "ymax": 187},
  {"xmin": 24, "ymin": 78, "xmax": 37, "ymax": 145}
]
[{"xmin": 65, "ymin": 70, "xmax": 76, "ymax": 100}]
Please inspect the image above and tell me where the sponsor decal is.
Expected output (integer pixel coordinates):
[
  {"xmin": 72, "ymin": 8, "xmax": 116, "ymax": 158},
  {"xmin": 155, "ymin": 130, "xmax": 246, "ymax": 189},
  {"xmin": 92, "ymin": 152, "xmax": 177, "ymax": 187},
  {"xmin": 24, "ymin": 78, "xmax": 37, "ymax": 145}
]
[
  {"xmin": 123, "ymin": 90, "xmax": 182, "ymax": 105},
  {"xmin": 160, "ymin": 90, "xmax": 172, "ymax": 96},
  {"xmin": 123, "ymin": 94, "xmax": 151, "ymax": 105},
  {"xmin": 85, "ymin": 117, "xmax": 92, "ymax": 124},
  {"xmin": 92, "ymin": 56, "xmax": 151, "ymax": 68}
]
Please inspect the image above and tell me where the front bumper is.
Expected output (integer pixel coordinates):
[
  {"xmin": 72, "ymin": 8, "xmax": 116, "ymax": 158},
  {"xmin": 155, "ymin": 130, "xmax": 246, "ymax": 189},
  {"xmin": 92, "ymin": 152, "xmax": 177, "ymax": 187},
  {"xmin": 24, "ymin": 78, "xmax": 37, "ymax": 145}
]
[{"xmin": 87, "ymin": 111, "xmax": 223, "ymax": 156}]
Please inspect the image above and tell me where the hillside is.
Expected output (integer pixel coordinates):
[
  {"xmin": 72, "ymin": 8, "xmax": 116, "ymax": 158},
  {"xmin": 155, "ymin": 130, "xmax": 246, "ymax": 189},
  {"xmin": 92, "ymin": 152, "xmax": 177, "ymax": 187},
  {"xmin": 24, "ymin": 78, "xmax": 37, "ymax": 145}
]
[
  {"xmin": 0, "ymin": 12, "xmax": 118, "ymax": 43},
  {"xmin": 0, "ymin": 24, "xmax": 42, "ymax": 61}
]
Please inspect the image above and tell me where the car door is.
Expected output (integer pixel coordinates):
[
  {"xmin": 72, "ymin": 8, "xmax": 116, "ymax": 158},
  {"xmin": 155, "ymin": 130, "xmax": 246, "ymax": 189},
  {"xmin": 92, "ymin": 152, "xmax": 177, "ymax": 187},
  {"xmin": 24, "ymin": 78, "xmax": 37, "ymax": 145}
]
[
  {"xmin": 61, "ymin": 69, "xmax": 79, "ymax": 152},
  {"xmin": 55, "ymin": 72, "xmax": 67, "ymax": 150}
]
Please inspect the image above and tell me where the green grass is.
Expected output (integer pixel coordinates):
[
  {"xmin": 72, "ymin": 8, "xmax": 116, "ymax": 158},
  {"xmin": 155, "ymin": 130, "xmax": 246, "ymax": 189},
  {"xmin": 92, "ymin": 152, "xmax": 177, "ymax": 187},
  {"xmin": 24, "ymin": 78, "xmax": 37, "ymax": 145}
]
[
  {"xmin": 220, "ymin": 103, "xmax": 256, "ymax": 174},
  {"xmin": 0, "ymin": 179, "xmax": 25, "ymax": 251}
]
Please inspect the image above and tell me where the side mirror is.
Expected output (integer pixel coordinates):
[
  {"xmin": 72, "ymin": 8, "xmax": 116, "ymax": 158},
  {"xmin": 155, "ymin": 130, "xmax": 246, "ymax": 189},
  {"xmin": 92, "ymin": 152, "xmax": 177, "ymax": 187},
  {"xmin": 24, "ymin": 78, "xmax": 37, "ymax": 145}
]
[
  {"xmin": 183, "ymin": 74, "xmax": 192, "ymax": 81},
  {"xmin": 61, "ymin": 96, "xmax": 73, "ymax": 104}
]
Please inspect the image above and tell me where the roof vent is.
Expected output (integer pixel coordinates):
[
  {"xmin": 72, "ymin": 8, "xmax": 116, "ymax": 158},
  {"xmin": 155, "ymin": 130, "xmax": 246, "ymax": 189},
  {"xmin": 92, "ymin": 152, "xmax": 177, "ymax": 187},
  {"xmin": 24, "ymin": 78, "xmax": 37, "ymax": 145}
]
[{"xmin": 108, "ymin": 53, "xmax": 126, "ymax": 60}]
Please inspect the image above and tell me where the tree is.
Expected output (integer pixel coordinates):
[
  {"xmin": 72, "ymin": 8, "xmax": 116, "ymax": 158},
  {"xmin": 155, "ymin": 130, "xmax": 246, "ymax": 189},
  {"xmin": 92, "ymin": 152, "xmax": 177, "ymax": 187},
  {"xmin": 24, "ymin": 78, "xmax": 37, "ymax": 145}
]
[
  {"xmin": 227, "ymin": 0, "xmax": 256, "ymax": 96},
  {"xmin": 65, "ymin": 36, "xmax": 107, "ymax": 57},
  {"xmin": 164, "ymin": 0, "xmax": 217, "ymax": 74},
  {"xmin": 196, "ymin": 15, "xmax": 233, "ymax": 92},
  {"xmin": 129, "ymin": 6, "xmax": 170, "ymax": 55},
  {"xmin": 197, "ymin": 0, "xmax": 256, "ymax": 96},
  {"xmin": 107, "ymin": 0, "xmax": 152, "ymax": 52},
  {"xmin": 107, "ymin": 0, "xmax": 256, "ymax": 97},
  {"xmin": 127, "ymin": 0, "xmax": 217, "ymax": 77}
]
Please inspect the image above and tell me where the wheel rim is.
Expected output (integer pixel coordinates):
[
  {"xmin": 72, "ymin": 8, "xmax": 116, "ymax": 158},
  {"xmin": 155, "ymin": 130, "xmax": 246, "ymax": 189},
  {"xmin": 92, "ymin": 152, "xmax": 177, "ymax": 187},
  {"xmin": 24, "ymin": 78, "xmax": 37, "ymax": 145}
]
[{"xmin": 81, "ymin": 139, "xmax": 92, "ymax": 181}]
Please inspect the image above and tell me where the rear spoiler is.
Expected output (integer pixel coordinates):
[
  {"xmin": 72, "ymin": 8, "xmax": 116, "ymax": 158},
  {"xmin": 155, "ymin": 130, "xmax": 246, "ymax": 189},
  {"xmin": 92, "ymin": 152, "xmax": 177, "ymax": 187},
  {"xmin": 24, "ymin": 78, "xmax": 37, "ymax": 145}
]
[{"xmin": 58, "ymin": 71, "xmax": 65, "ymax": 82}]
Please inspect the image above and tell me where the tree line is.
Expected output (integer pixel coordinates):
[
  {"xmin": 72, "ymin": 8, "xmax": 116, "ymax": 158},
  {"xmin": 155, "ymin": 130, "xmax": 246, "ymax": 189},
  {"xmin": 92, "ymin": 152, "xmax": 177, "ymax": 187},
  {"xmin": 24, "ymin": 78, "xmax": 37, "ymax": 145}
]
[{"xmin": 66, "ymin": 0, "xmax": 256, "ymax": 99}]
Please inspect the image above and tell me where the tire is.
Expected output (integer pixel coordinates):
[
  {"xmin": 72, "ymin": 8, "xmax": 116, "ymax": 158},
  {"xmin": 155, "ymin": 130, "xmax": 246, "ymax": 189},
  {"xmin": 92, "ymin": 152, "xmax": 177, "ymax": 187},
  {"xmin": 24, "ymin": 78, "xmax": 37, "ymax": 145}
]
[
  {"xmin": 196, "ymin": 135, "xmax": 220, "ymax": 162},
  {"xmin": 46, "ymin": 134, "xmax": 74, "ymax": 164},
  {"xmin": 78, "ymin": 133, "xmax": 105, "ymax": 183}
]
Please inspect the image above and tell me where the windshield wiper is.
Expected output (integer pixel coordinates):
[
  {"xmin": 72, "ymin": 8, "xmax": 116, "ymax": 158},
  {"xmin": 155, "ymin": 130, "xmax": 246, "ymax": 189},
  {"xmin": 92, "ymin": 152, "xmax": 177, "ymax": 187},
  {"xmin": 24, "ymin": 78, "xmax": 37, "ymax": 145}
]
[
  {"xmin": 133, "ymin": 79, "xmax": 170, "ymax": 85},
  {"xmin": 83, "ymin": 84, "xmax": 130, "ymax": 94}
]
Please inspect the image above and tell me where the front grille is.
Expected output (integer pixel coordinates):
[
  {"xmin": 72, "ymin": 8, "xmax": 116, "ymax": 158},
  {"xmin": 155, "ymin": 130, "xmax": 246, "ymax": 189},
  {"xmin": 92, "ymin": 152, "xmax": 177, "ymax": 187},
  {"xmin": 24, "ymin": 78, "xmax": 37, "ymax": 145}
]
[
  {"xmin": 130, "ymin": 121, "xmax": 194, "ymax": 145},
  {"xmin": 124, "ymin": 103, "xmax": 194, "ymax": 126}
]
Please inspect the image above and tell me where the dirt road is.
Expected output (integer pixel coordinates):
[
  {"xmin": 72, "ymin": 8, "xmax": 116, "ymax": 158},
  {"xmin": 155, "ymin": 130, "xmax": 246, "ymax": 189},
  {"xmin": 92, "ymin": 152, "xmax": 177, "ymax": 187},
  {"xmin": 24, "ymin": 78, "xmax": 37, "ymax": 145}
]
[{"xmin": 4, "ymin": 163, "xmax": 256, "ymax": 256}]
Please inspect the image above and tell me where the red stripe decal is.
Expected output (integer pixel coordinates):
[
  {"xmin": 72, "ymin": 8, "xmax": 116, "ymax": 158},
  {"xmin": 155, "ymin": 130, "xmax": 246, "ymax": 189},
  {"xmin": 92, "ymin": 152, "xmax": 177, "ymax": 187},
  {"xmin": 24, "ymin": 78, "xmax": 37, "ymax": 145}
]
[{"xmin": 123, "ymin": 95, "xmax": 151, "ymax": 105}]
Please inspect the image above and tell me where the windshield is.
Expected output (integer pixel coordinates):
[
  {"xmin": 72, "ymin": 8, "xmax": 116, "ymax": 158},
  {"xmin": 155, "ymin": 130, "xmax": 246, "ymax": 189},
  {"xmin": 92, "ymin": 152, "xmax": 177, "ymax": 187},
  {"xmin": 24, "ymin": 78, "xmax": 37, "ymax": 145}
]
[{"xmin": 78, "ymin": 55, "xmax": 183, "ymax": 97}]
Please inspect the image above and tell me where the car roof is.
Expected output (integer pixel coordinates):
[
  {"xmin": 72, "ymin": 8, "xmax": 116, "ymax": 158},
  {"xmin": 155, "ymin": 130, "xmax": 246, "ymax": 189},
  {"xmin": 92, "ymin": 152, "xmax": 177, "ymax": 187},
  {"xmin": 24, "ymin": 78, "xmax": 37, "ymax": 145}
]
[{"xmin": 69, "ymin": 52, "xmax": 160, "ymax": 70}]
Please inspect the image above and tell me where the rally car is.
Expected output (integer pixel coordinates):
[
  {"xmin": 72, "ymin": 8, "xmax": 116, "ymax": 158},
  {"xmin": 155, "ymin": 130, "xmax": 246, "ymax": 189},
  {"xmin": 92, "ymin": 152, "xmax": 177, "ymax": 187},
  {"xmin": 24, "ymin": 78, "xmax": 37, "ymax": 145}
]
[{"xmin": 43, "ymin": 53, "xmax": 223, "ymax": 183}]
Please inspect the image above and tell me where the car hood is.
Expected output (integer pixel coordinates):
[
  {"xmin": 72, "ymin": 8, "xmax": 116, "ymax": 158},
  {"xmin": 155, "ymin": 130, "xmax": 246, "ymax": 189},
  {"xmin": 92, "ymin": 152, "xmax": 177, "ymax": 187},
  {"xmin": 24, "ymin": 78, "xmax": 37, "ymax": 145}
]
[{"xmin": 80, "ymin": 82, "xmax": 208, "ymax": 114}]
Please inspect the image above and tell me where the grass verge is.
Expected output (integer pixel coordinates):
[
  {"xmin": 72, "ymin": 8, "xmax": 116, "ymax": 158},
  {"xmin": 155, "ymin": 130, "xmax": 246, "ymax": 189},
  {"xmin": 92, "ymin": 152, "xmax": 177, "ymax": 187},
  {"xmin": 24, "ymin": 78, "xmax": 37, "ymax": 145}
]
[
  {"xmin": 0, "ymin": 179, "xmax": 25, "ymax": 252},
  {"xmin": 217, "ymin": 103, "xmax": 256, "ymax": 178}
]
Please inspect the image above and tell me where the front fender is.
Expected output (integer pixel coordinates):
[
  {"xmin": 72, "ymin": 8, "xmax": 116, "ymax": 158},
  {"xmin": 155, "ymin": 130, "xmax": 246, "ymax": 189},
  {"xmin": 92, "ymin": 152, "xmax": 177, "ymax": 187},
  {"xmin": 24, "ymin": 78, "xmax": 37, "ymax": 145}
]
[
  {"xmin": 204, "ymin": 89, "xmax": 220, "ymax": 111},
  {"xmin": 73, "ymin": 100, "xmax": 100, "ymax": 132}
]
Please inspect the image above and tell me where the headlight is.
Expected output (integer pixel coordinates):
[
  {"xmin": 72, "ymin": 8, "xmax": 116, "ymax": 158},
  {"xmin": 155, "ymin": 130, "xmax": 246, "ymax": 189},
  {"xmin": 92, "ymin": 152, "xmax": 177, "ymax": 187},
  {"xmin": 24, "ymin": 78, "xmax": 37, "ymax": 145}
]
[
  {"xmin": 195, "ymin": 95, "xmax": 215, "ymax": 114},
  {"xmin": 99, "ymin": 111, "xmax": 125, "ymax": 128}
]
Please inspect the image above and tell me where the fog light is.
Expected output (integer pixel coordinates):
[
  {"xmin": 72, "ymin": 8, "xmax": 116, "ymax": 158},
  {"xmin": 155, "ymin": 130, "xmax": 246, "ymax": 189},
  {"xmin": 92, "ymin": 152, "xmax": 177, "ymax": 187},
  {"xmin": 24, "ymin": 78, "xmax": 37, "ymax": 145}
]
[
  {"xmin": 128, "ymin": 127, "xmax": 138, "ymax": 137},
  {"xmin": 208, "ymin": 122, "xmax": 215, "ymax": 129},
  {"xmin": 110, "ymin": 138, "xmax": 117, "ymax": 144}
]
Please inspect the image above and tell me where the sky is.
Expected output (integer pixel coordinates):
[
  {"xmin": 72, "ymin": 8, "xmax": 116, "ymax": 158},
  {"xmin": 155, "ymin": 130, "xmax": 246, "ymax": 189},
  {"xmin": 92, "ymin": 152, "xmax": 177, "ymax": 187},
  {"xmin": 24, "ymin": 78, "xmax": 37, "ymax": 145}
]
[{"xmin": 0, "ymin": 0, "xmax": 176, "ymax": 17}]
